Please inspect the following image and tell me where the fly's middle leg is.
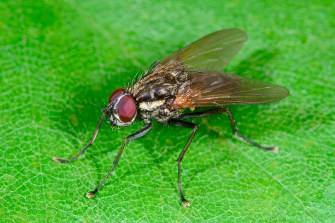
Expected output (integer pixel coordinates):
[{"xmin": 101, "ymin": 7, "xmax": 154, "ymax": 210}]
[{"xmin": 167, "ymin": 119, "xmax": 198, "ymax": 207}]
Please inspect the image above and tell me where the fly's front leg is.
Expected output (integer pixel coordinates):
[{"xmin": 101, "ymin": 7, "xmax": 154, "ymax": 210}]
[
  {"xmin": 181, "ymin": 108, "xmax": 278, "ymax": 152},
  {"xmin": 53, "ymin": 113, "xmax": 106, "ymax": 163},
  {"xmin": 167, "ymin": 119, "xmax": 198, "ymax": 207},
  {"xmin": 86, "ymin": 122, "xmax": 152, "ymax": 198}
]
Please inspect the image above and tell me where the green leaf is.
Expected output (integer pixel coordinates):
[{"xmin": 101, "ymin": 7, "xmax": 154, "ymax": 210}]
[{"xmin": 1, "ymin": 1, "xmax": 334, "ymax": 222}]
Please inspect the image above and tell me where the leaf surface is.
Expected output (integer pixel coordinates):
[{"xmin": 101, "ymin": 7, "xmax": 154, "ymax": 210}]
[{"xmin": 1, "ymin": 1, "xmax": 334, "ymax": 222}]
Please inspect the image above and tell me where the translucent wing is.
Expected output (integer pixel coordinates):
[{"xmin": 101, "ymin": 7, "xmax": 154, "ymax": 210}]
[
  {"xmin": 172, "ymin": 72, "xmax": 289, "ymax": 108},
  {"xmin": 153, "ymin": 28, "xmax": 247, "ymax": 72},
  {"xmin": 138, "ymin": 28, "xmax": 288, "ymax": 109}
]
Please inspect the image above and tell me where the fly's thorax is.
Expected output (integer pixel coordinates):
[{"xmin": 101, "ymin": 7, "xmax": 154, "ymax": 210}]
[
  {"xmin": 138, "ymin": 100, "xmax": 165, "ymax": 112},
  {"xmin": 129, "ymin": 68, "xmax": 187, "ymax": 102},
  {"xmin": 106, "ymin": 88, "xmax": 137, "ymax": 126},
  {"xmin": 127, "ymin": 68, "xmax": 188, "ymax": 122},
  {"xmin": 136, "ymin": 95, "xmax": 181, "ymax": 122}
]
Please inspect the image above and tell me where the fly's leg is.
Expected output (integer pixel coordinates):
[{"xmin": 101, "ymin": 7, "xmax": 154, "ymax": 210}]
[
  {"xmin": 181, "ymin": 108, "xmax": 278, "ymax": 152},
  {"xmin": 53, "ymin": 113, "xmax": 106, "ymax": 163},
  {"xmin": 87, "ymin": 122, "xmax": 152, "ymax": 198},
  {"xmin": 226, "ymin": 109, "xmax": 278, "ymax": 152},
  {"xmin": 167, "ymin": 119, "xmax": 198, "ymax": 207}
]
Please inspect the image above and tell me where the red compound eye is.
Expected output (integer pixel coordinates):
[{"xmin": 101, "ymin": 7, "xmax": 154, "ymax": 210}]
[
  {"xmin": 108, "ymin": 88, "xmax": 126, "ymax": 103},
  {"xmin": 117, "ymin": 95, "xmax": 137, "ymax": 123}
]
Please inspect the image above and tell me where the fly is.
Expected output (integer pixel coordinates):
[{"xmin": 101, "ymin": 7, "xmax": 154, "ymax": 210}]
[{"xmin": 53, "ymin": 28, "xmax": 289, "ymax": 207}]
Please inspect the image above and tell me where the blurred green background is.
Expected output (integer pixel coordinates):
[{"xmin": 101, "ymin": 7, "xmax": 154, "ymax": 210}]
[{"xmin": 0, "ymin": 0, "xmax": 334, "ymax": 222}]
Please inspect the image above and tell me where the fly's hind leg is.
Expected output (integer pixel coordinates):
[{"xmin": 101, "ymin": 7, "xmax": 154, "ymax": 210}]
[{"xmin": 181, "ymin": 108, "xmax": 278, "ymax": 152}]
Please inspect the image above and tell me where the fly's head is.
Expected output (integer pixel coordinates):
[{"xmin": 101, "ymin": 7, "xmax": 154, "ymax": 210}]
[{"xmin": 103, "ymin": 88, "xmax": 137, "ymax": 127}]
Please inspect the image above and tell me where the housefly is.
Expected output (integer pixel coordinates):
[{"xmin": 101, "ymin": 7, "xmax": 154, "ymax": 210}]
[{"xmin": 53, "ymin": 28, "xmax": 289, "ymax": 206}]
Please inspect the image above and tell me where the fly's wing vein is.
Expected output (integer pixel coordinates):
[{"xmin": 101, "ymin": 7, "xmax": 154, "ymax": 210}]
[
  {"xmin": 172, "ymin": 72, "xmax": 289, "ymax": 108},
  {"xmin": 152, "ymin": 28, "xmax": 247, "ymax": 73}
]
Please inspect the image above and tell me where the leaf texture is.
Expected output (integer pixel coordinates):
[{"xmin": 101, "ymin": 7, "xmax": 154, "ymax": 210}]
[{"xmin": 0, "ymin": 1, "xmax": 334, "ymax": 222}]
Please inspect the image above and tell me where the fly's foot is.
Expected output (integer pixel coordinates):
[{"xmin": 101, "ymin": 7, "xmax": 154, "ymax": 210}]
[
  {"xmin": 52, "ymin": 157, "xmax": 68, "ymax": 163},
  {"xmin": 86, "ymin": 190, "xmax": 98, "ymax": 199},
  {"xmin": 182, "ymin": 199, "xmax": 191, "ymax": 207},
  {"xmin": 264, "ymin": 146, "xmax": 279, "ymax": 153}
]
